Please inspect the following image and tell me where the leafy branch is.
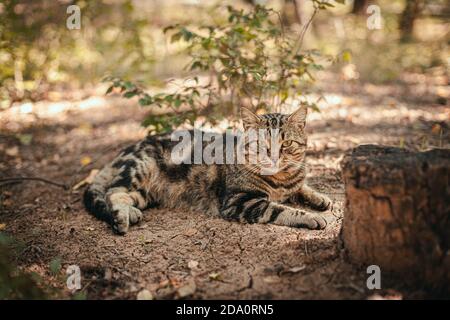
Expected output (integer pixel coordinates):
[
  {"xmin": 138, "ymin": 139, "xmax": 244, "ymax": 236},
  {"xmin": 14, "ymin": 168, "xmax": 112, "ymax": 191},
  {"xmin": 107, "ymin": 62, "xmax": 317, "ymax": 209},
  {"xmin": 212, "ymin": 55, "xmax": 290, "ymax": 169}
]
[{"xmin": 105, "ymin": 2, "xmax": 340, "ymax": 133}]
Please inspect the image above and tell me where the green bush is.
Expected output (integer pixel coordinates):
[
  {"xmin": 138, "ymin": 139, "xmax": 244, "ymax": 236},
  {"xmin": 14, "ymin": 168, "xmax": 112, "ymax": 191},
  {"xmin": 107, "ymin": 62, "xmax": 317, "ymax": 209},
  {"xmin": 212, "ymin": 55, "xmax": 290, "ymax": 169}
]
[{"xmin": 106, "ymin": 2, "xmax": 338, "ymax": 133}]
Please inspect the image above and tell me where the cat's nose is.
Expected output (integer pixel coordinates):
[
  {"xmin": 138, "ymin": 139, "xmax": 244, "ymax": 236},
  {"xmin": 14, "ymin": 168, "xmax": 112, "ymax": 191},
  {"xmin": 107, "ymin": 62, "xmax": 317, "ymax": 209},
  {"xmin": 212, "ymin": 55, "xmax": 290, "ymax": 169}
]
[
  {"xmin": 270, "ymin": 158, "xmax": 278, "ymax": 167},
  {"xmin": 270, "ymin": 152, "xmax": 280, "ymax": 164}
]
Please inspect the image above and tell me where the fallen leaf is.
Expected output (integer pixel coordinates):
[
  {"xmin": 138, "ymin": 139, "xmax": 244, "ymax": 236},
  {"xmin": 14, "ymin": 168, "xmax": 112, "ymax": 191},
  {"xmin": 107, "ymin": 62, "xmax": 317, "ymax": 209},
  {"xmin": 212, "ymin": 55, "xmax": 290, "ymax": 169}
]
[
  {"xmin": 17, "ymin": 134, "xmax": 33, "ymax": 145},
  {"xmin": 431, "ymin": 123, "xmax": 442, "ymax": 135},
  {"xmin": 136, "ymin": 289, "xmax": 154, "ymax": 300},
  {"xmin": 0, "ymin": 223, "xmax": 6, "ymax": 230},
  {"xmin": 78, "ymin": 123, "xmax": 93, "ymax": 134},
  {"xmin": 208, "ymin": 272, "xmax": 221, "ymax": 281},
  {"xmin": 188, "ymin": 260, "xmax": 199, "ymax": 270},
  {"xmin": 283, "ymin": 265, "xmax": 306, "ymax": 274},
  {"xmin": 177, "ymin": 279, "xmax": 196, "ymax": 298},
  {"xmin": 342, "ymin": 50, "xmax": 352, "ymax": 63},
  {"xmin": 158, "ymin": 280, "xmax": 170, "ymax": 288},
  {"xmin": 6, "ymin": 146, "xmax": 19, "ymax": 157},
  {"xmin": 184, "ymin": 228, "xmax": 198, "ymax": 236},
  {"xmin": 104, "ymin": 268, "xmax": 112, "ymax": 281},
  {"xmin": 170, "ymin": 278, "xmax": 182, "ymax": 287},
  {"xmin": 399, "ymin": 137, "xmax": 405, "ymax": 148},
  {"xmin": 367, "ymin": 292, "xmax": 402, "ymax": 300},
  {"xmin": 1, "ymin": 199, "xmax": 12, "ymax": 207},
  {"xmin": 73, "ymin": 169, "xmax": 99, "ymax": 190},
  {"xmin": 263, "ymin": 276, "xmax": 280, "ymax": 284},
  {"xmin": 80, "ymin": 156, "xmax": 92, "ymax": 166},
  {"xmin": 127, "ymin": 283, "xmax": 138, "ymax": 292}
]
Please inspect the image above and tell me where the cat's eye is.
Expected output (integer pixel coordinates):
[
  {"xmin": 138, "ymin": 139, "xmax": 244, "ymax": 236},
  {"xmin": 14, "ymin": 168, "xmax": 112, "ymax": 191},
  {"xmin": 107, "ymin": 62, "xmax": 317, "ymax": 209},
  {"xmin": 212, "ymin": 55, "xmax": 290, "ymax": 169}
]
[{"xmin": 282, "ymin": 141, "xmax": 293, "ymax": 148}]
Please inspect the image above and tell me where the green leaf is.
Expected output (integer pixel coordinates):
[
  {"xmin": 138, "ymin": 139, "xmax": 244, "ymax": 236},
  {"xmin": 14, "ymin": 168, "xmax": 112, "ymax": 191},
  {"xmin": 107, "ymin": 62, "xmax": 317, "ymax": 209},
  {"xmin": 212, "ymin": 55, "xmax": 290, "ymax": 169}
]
[
  {"xmin": 123, "ymin": 91, "xmax": 137, "ymax": 98},
  {"xmin": 49, "ymin": 257, "xmax": 62, "ymax": 275},
  {"xmin": 105, "ymin": 86, "xmax": 114, "ymax": 95},
  {"xmin": 123, "ymin": 81, "xmax": 135, "ymax": 90},
  {"xmin": 138, "ymin": 96, "xmax": 152, "ymax": 106},
  {"xmin": 17, "ymin": 134, "xmax": 32, "ymax": 146},
  {"xmin": 171, "ymin": 32, "xmax": 182, "ymax": 43},
  {"xmin": 190, "ymin": 61, "xmax": 202, "ymax": 70},
  {"xmin": 180, "ymin": 28, "xmax": 195, "ymax": 41},
  {"xmin": 72, "ymin": 291, "xmax": 87, "ymax": 300},
  {"xmin": 163, "ymin": 24, "xmax": 178, "ymax": 33},
  {"xmin": 306, "ymin": 102, "xmax": 321, "ymax": 113}
]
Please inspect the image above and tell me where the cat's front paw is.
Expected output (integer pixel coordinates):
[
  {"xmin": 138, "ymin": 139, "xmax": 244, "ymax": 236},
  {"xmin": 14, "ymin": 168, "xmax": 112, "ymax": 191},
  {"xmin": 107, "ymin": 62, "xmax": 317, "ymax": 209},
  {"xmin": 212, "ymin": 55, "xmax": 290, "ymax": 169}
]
[
  {"xmin": 112, "ymin": 206, "xmax": 143, "ymax": 235},
  {"xmin": 295, "ymin": 213, "xmax": 327, "ymax": 230},
  {"xmin": 112, "ymin": 212, "xmax": 129, "ymax": 235}
]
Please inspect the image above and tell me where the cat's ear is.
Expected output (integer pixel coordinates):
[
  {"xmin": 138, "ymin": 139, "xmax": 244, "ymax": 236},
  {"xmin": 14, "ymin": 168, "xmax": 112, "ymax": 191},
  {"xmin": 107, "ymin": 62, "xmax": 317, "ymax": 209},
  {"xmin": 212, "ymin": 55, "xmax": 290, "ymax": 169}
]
[
  {"xmin": 287, "ymin": 105, "xmax": 307, "ymax": 130},
  {"xmin": 241, "ymin": 107, "xmax": 261, "ymax": 130}
]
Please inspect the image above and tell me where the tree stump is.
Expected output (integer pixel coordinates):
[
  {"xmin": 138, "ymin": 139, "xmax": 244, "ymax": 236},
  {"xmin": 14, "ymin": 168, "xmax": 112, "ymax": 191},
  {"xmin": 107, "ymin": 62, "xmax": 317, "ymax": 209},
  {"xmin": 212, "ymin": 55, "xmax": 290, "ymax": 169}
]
[{"xmin": 341, "ymin": 145, "xmax": 450, "ymax": 291}]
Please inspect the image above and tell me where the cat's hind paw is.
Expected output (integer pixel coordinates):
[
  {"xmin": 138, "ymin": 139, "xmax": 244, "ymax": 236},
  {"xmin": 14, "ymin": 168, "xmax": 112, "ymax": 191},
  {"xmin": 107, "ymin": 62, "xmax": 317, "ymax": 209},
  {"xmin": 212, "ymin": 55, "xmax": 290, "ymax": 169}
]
[{"xmin": 315, "ymin": 195, "xmax": 333, "ymax": 212}]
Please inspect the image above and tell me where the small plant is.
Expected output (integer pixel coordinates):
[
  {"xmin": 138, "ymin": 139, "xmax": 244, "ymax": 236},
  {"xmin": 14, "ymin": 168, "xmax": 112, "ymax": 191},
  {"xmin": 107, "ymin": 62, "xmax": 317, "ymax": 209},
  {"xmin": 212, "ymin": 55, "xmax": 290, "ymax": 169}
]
[
  {"xmin": 49, "ymin": 257, "xmax": 62, "ymax": 276},
  {"xmin": 0, "ymin": 233, "xmax": 48, "ymax": 299},
  {"xmin": 106, "ymin": 2, "xmax": 338, "ymax": 133}
]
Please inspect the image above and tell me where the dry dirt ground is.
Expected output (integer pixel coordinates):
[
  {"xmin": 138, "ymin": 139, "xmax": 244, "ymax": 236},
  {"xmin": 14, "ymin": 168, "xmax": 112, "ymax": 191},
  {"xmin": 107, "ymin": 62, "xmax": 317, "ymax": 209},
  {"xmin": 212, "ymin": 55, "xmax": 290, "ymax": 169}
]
[{"xmin": 1, "ymin": 75, "xmax": 448, "ymax": 299}]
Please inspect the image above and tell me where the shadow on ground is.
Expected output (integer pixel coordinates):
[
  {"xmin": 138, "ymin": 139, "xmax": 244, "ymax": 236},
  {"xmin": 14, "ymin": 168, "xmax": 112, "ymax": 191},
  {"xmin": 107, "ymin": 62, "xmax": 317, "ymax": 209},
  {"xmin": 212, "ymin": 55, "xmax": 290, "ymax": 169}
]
[{"xmin": 0, "ymin": 78, "xmax": 447, "ymax": 299}]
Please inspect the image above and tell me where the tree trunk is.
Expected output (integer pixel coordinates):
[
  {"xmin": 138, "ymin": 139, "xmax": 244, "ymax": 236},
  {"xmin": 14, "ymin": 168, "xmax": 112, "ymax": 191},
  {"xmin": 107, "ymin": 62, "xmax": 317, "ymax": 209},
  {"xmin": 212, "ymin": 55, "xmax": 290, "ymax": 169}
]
[
  {"xmin": 399, "ymin": 0, "xmax": 424, "ymax": 41},
  {"xmin": 281, "ymin": 0, "xmax": 304, "ymax": 26},
  {"xmin": 341, "ymin": 145, "xmax": 450, "ymax": 293},
  {"xmin": 351, "ymin": 0, "xmax": 369, "ymax": 15}
]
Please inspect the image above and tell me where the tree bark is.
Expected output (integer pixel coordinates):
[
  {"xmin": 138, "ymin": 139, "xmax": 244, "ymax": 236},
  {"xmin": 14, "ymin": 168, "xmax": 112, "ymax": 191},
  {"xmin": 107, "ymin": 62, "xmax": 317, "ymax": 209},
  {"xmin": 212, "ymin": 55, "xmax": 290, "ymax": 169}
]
[
  {"xmin": 399, "ymin": 0, "xmax": 424, "ymax": 41},
  {"xmin": 281, "ymin": 0, "xmax": 304, "ymax": 26},
  {"xmin": 351, "ymin": 0, "xmax": 369, "ymax": 15},
  {"xmin": 341, "ymin": 145, "xmax": 450, "ymax": 293}
]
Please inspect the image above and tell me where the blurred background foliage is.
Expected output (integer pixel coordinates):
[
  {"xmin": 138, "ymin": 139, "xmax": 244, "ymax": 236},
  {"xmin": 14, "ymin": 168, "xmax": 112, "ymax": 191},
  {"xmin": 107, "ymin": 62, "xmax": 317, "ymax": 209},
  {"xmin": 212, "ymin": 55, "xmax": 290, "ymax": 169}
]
[
  {"xmin": 0, "ymin": 0, "xmax": 448, "ymax": 110},
  {"xmin": 0, "ymin": 232, "xmax": 48, "ymax": 299}
]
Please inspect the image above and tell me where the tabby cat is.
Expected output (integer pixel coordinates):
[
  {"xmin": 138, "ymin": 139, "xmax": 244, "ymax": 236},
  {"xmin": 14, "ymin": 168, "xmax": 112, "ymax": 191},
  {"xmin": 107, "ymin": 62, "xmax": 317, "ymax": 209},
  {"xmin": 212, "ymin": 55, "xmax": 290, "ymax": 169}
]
[{"xmin": 84, "ymin": 106, "xmax": 332, "ymax": 234}]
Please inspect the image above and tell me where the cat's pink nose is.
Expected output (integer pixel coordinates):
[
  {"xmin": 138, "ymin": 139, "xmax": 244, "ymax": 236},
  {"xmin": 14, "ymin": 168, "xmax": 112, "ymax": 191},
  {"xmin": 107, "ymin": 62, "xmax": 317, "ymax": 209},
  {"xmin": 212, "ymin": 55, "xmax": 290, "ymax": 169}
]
[{"xmin": 270, "ymin": 152, "xmax": 280, "ymax": 164}]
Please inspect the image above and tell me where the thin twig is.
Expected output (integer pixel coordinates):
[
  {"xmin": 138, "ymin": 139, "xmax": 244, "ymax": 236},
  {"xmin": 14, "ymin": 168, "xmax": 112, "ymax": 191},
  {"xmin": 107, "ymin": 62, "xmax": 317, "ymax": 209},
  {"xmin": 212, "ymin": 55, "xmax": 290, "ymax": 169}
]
[
  {"xmin": 322, "ymin": 192, "xmax": 346, "ymax": 195},
  {"xmin": 0, "ymin": 177, "xmax": 68, "ymax": 190},
  {"xmin": 274, "ymin": 10, "xmax": 285, "ymax": 36},
  {"xmin": 292, "ymin": 6, "xmax": 319, "ymax": 57}
]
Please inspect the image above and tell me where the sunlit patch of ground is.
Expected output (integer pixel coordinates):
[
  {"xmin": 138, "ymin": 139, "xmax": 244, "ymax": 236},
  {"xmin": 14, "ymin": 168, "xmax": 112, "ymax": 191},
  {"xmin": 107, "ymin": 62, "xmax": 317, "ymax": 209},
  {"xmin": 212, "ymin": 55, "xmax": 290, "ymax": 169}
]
[{"xmin": 0, "ymin": 74, "xmax": 448, "ymax": 299}]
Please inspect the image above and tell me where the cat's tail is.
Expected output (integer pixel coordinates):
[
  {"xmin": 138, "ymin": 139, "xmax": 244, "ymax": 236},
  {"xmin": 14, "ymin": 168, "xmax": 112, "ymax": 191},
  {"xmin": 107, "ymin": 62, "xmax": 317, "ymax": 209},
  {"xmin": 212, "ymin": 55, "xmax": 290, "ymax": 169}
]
[{"xmin": 83, "ymin": 166, "xmax": 114, "ymax": 224}]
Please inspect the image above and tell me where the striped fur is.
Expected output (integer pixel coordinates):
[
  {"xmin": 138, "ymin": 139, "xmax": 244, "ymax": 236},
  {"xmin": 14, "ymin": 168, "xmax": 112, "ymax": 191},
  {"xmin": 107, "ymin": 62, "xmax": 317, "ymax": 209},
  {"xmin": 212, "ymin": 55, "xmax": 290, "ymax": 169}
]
[{"xmin": 83, "ymin": 106, "xmax": 332, "ymax": 234}]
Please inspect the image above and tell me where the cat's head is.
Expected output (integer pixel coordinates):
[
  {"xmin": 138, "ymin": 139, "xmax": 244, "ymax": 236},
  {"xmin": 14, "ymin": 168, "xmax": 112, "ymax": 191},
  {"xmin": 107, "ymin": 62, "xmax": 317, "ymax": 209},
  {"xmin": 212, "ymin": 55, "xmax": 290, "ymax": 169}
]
[{"xmin": 241, "ymin": 106, "xmax": 308, "ymax": 175}]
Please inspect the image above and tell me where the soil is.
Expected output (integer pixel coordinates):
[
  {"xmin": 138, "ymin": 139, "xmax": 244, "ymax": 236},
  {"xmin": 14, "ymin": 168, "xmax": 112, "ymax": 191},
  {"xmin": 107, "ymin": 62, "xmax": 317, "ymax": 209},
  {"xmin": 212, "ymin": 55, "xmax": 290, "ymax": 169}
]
[{"xmin": 0, "ymin": 74, "xmax": 448, "ymax": 299}]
